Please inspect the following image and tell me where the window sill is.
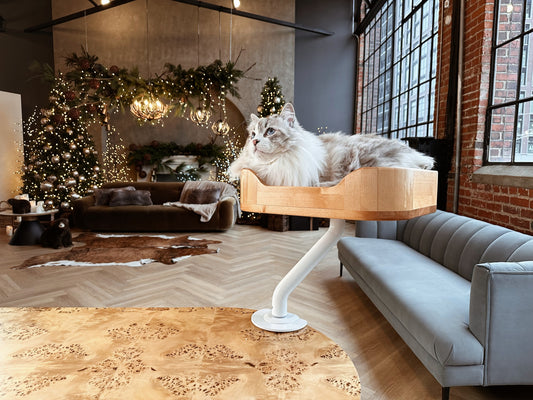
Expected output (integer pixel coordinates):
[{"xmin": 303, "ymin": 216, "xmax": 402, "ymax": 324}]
[{"xmin": 472, "ymin": 165, "xmax": 533, "ymax": 189}]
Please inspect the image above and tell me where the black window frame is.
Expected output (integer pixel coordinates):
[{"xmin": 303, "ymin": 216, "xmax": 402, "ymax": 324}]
[
  {"xmin": 485, "ymin": 0, "xmax": 533, "ymax": 165},
  {"xmin": 356, "ymin": 0, "xmax": 440, "ymax": 139}
]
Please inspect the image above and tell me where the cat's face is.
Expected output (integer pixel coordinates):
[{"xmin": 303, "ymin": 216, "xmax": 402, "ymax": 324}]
[{"xmin": 247, "ymin": 105, "xmax": 297, "ymax": 161}]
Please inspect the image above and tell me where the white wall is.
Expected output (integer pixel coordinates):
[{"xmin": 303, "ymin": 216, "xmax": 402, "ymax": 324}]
[{"xmin": 0, "ymin": 91, "xmax": 23, "ymax": 201}]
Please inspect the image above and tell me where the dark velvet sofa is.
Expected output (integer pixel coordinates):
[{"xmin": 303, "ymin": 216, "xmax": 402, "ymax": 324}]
[{"xmin": 72, "ymin": 181, "xmax": 238, "ymax": 232}]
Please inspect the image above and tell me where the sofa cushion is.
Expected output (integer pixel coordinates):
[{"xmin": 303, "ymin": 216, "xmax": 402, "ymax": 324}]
[
  {"xmin": 180, "ymin": 186, "xmax": 221, "ymax": 204},
  {"xmin": 338, "ymin": 237, "xmax": 484, "ymax": 367},
  {"xmin": 102, "ymin": 182, "xmax": 183, "ymax": 205},
  {"xmin": 109, "ymin": 190, "xmax": 153, "ymax": 206},
  {"xmin": 398, "ymin": 210, "xmax": 533, "ymax": 280},
  {"xmin": 94, "ymin": 186, "xmax": 136, "ymax": 206},
  {"xmin": 81, "ymin": 204, "xmax": 230, "ymax": 231}
]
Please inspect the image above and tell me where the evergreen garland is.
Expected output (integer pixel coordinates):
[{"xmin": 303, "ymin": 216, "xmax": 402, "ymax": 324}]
[{"xmin": 53, "ymin": 49, "xmax": 244, "ymax": 123}]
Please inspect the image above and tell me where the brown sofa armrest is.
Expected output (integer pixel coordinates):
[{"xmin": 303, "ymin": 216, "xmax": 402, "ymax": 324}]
[
  {"xmin": 216, "ymin": 197, "xmax": 238, "ymax": 230},
  {"xmin": 72, "ymin": 195, "xmax": 95, "ymax": 229}
]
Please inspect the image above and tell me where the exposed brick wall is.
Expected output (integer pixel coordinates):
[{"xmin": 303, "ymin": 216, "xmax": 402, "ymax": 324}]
[
  {"xmin": 436, "ymin": 0, "xmax": 452, "ymax": 140},
  {"xmin": 354, "ymin": 0, "xmax": 533, "ymax": 233},
  {"xmin": 443, "ymin": 0, "xmax": 533, "ymax": 234}
]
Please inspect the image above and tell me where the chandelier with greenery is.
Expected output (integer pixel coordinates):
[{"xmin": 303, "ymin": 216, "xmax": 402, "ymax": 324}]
[{"xmin": 41, "ymin": 49, "xmax": 245, "ymax": 126}]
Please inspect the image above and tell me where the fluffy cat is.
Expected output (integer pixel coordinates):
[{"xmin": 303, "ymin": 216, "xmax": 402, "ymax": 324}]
[{"xmin": 229, "ymin": 103, "xmax": 434, "ymax": 187}]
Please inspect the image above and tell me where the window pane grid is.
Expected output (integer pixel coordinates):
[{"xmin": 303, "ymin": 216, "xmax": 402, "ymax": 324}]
[
  {"xmin": 359, "ymin": 0, "xmax": 439, "ymax": 139},
  {"xmin": 487, "ymin": 0, "xmax": 533, "ymax": 163}
]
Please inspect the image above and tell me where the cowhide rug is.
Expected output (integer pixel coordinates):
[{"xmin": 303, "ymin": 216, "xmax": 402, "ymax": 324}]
[{"xmin": 13, "ymin": 233, "xmax": 221, "ymax": 269}]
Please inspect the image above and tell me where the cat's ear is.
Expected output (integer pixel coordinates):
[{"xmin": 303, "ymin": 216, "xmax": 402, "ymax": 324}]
[
  {"xmin": 280, "ymin": 103, "xmax": 296, "ymax": 128},
  {"xmin": 249, "ymin": 114, "xmax": 259, "ymax": 124}
]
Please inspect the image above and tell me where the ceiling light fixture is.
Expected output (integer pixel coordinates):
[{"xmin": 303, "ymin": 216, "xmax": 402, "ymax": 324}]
[
  {"xmin": 130, "ymin": 95, "xmax": 168, "ymax": 121},
  {"xmin": 100, "ymin": 0, "xmax": 111, "ymax": 5},
  {"xmin": 130, "ymin": 0, "xmax": 169, "ymax": 123},
  {"xmin": 233, "ymin": 0, "xmax": 240, "ymax": 8}
]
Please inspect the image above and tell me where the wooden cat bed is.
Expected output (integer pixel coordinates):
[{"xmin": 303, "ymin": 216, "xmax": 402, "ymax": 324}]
[
  {"xmin": 240, "ymin": 167, "xmax": 438, "ymax": 333},
  {"xmin": 240, "ymin": 167, "xmax": 438, "ymax": 220}
]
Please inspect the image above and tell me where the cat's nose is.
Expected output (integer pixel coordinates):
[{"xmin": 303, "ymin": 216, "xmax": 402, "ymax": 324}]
[{"xmin": 253, "ymin": 139, "xmax": 259, "ymax": 146}]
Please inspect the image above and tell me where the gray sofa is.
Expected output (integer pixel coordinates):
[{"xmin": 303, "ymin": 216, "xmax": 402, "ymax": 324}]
[{"xmin": 338, "ymin": 210, "xmax": 533, "ymax": 399}]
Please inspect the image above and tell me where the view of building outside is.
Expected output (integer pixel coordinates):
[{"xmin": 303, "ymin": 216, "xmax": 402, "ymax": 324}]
[
  {"xmin": 488, "ymin": 0, "xmax": 533, "ymax": 163},
  {"xmin": 359, "ymin": 0, "xmax": 439, "ymax": 139}
]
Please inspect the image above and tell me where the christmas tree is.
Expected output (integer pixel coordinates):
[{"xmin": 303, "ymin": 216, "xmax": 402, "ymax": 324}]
[
  {"xmin": 22, "ymin": 77, "xmax": 104, "ymax": 210},
  {"xmin": 256, "ymin": 77, "xmax": 285, "ymax": 117}
]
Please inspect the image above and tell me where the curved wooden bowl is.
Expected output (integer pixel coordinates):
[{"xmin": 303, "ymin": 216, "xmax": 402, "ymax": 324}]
[{"xmin": 240, "ymin": 167, "xmax": 438, "ymax": 220}]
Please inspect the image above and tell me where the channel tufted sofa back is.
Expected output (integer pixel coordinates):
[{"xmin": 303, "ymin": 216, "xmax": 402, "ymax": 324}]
[{"xmin": 356, "ymin": 210, "xmax": 533, "ymax": 281}]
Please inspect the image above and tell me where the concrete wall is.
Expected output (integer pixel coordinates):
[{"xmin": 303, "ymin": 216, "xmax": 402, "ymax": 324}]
[
  {"xmin": 0, "ymin": 0, "xmax": 54, "ymax": 120},
  {"xmin": 51, "ymin": 0, "xmax": 295, "ymax": 149},
  {"xmin": 294, "ymin": 0, "xmax": 356, "ymax": 134}
]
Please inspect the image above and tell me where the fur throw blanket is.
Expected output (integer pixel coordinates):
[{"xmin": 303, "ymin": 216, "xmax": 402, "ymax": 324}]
[{"xmin": 164, "ymin": 181, "xmax": 241, "ymax": 222}]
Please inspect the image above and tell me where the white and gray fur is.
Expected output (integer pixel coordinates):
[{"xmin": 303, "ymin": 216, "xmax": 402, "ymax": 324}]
[{"xmin": 229, "ymin": 103, "xmax": 434, "ymax": 187}]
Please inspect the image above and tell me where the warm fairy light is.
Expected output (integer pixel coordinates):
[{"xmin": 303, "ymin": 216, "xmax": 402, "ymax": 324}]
[
  {"xmin": 102, "ymin": 125, "xmax": 129, "ymax": 182},
  {"xmin": 130, "ymin": 95, "xmax": 169, "ymax": 122}
]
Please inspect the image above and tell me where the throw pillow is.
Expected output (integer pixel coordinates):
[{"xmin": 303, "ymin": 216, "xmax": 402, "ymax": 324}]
[
  {"xmin": 180, "ymin": 187, "xmax": 221, "ymax": 204},
  {"xmin": 109, "ymin": 189, "xmax": 153, "ymax": 206},
  {"xmin": 94, "ymin": 186, "xmax": 136, "ymax": 206}
]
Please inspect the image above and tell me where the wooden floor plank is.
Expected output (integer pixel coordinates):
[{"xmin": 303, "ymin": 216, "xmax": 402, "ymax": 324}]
[{"xmin": 1, "ymin": 224, "xmax": 532, "ymax": 399}]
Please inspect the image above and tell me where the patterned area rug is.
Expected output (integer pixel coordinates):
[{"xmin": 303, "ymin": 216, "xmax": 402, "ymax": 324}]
[
  {"xmin": 12, "ymin": 233, "xmax": 221, "ymax": 269},
  {"xmin": 0, "ymin": 307, "xmax": 361, "ymax": 399}
]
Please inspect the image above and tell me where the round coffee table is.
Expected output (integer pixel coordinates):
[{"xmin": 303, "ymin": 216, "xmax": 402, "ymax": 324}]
[
  {"xmin": 0, "ymin": 209, "xmax": 58, "ymax": 246},
  {"xmin": 0, "ymin": 307, "xmax": 361, "ymax": 399}
]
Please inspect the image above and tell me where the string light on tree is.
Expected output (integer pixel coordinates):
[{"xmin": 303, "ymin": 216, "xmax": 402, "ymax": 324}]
[
  {"xmin": 257, "ymin": 77, "xmax": 285, "ymax": 117},
  {"xmin": 21, "ymin": 77, "xmax": 104, "ymax": 209}
]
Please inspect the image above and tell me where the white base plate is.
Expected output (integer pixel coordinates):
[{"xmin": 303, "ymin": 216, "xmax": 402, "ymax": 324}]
[{"xmin": 251, "ymin": 309, "xmax": 308, "ymax": 332}]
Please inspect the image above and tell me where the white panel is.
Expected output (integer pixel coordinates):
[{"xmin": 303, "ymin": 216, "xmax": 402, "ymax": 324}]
[{"xmin": 0, "ymin": 91, "xmax": 23, "ymax": 201}]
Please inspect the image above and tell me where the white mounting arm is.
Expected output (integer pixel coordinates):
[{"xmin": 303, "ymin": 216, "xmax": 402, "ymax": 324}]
[{"xmin": 251, "ymin": 218, "xmax": 346, "ymax": 332}]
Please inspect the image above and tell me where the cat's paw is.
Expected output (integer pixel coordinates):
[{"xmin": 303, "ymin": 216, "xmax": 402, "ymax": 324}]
[{"xmin": 228, "ymin": 163, "xmax": 242, "ymax": 182}]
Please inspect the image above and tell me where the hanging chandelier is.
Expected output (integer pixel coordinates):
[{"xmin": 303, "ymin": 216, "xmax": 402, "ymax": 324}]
[
  {"xmin": 130, "ymin": 94, "xmax": 169, "ymax": 121},
  {"xmin": 129, "ymin": 0, "xmax": 168, "ymax": 122},
  {"xmin": 211, "ymin": 119, "xmax": 230, "ymax": 136},
  {"xmin": 190, "ymin": 106, "xmax": 211, "ymax": 125}
]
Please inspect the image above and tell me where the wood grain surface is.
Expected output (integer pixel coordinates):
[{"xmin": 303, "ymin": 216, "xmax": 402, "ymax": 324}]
[
  {"xmin": 240, "ymin": 167, "xmax": 438, "ymax": 220},
  {"xmin": 0, "ymin": 307, "xmax": 361, "ymax": 399}
]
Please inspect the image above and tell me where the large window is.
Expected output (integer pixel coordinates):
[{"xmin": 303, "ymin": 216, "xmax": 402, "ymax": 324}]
[
  {"xmin": 487, "ymin": 0, "xmax": 533, "ymax": 163},
  {"xmin": 359, "ymin": 0, "xmax": 439, "ymax": 139}
]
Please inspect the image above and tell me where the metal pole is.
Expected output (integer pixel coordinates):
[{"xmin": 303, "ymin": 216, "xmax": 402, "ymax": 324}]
[
  {"xmin": 25, "ymin": 0, "xmax": 334, "ymax": 36},
  {"xmin": 25, "ymin": 0, "xmax": 137, "ymax": 33}
]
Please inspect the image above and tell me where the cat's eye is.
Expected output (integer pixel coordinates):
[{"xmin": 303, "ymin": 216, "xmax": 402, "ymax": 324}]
[
  {"xmin": 251, "ymin": 132, "xmax": 256, "ymax": 138},
  {"xmin": 266, "ymin": 128, "xmax": 275, "ymax": 136}
]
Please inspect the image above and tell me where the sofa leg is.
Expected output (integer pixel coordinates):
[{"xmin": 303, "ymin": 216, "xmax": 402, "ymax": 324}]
[
  {"xmin": 442, "ymin": 387, "xmax": 450, "ymax": 400},
  {"xmin": 339, "ymin": 262, "xmax": 343, "ymax": 277}
]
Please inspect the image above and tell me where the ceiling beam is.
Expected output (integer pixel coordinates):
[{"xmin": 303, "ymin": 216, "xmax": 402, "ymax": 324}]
[
  {"xmin": 24, "ymin": 0, "xmax": 136, "ymax": 33},
  {"xmin": 170, "ymin": 0, "xmax": 333, "ymax": 36},
  {"xmin": 25, "ymin": 0, "xmax": 333, "ymax": 36},
  {"xmin": 354, "ymin": 0, "xmax": 386, "ymax": 35}
]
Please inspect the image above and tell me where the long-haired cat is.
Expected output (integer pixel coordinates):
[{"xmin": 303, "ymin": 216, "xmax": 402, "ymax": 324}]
[{"xmin": 229, "ymin": 103, "xmax": 434, "ymax": 187}]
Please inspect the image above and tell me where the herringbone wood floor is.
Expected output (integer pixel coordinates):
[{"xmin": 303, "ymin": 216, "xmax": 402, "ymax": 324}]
[{"xmin": 1, "ymin": 224, "xmax": 532, "ymax": 400}]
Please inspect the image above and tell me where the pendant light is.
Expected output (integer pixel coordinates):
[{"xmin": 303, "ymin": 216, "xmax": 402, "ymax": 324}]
[{"xmin": 130, "ymin": 0, "xmax": 168, "ymax": 122}]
